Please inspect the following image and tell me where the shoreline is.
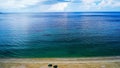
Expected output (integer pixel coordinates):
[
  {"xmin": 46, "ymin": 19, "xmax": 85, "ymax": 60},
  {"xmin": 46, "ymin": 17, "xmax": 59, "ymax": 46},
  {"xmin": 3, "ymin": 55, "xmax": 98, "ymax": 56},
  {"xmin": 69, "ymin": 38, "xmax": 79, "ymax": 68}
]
[
  {"xmin": 0, "ymin": 56, "xmax": 120, "ymax": 68},
  {"xmin": 0, "ymin": 56, "xmax": 120, "ymax": 63}
]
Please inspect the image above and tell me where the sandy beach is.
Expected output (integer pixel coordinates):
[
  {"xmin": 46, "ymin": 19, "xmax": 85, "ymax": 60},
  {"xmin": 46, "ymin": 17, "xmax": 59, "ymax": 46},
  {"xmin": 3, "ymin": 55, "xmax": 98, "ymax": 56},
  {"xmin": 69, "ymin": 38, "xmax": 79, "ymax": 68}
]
[{"xmin": 0, "ymin": 56, "xmax": 120, "ymax": 68}]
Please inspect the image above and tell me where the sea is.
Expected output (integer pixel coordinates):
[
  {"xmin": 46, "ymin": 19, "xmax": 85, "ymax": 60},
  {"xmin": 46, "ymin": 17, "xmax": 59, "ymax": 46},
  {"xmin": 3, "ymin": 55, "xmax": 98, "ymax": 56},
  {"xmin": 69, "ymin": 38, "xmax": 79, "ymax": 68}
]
[{"xmin": 0, "ymin": 12, "xmax": 120, "ymax": 58}]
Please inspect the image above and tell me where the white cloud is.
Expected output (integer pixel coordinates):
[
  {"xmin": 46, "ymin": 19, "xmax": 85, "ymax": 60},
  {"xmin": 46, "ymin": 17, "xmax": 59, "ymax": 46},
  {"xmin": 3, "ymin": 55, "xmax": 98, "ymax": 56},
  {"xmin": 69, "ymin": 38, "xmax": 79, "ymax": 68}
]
[
  {"xmin": 0, "ymin": 0, "xmax": 44, "ymax": 9},
  {"xmin": 113, "ymin": 2, "xmax": 120, "ymax": 7},
  {"xmin": 82, "ymin": 0, "xmax": 95, "ymax": 4},
  {"xmin": 0, "ymin": 0, "xmax": 69, "ymax": 12},
  {"xmin": 75, "ymin": 0, "xmax": 120, "ymax": 10},
  {"xmin": 48, "ymin": 2, "xmax": 69, "ymax": 11},
  {"xmin": 97, "ymin": 0, "xmax": 113, "ymax": 8},
  {"xmin": 0, "ymin": 0, "xmax": 120, "ymax": 12}
]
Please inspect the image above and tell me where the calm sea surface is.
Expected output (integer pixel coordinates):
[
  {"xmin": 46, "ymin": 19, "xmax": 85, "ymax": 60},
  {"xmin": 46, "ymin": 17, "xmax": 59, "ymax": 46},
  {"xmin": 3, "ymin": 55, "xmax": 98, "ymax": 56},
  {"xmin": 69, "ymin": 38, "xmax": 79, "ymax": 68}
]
[{"xmin": 0, "ymin": 12, "xmax": 120, "ymax": 58}]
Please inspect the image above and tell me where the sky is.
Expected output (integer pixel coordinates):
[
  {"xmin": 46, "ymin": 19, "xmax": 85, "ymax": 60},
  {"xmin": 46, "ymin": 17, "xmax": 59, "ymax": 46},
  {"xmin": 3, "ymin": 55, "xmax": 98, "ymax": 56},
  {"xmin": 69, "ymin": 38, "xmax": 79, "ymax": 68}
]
[{"xmin": 0, "ymin": 0, "xmax": 120, "ymax": 12}]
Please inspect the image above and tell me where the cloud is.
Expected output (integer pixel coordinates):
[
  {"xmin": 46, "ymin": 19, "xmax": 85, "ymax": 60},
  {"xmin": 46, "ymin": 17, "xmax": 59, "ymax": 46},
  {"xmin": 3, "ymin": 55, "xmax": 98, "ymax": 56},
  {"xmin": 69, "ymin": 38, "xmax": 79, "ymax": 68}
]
[
  {"xmin": 48, "ymin": 2, "xmax": 69, "ymax": 11},
  {"xmin": 0, "ymin": 0, "xmax": 45, "ymax": 9},
  {"xmin": 113, "ymin": 2, "xmax": 120, "ymax": 7},
  {"xmin": 0, "ymin": 0, "xmax": 120, "ymax": 12},
  {"xmin": 0, "ymin": 0, "xmax": 69, "ymax": 12},
  {"xmin": 65, "ymin": 0, "xmax": 120, "ymax": 11},
  {"xmin": 82, "ymin": 0, "xmax": 120, "ymax": 9}
]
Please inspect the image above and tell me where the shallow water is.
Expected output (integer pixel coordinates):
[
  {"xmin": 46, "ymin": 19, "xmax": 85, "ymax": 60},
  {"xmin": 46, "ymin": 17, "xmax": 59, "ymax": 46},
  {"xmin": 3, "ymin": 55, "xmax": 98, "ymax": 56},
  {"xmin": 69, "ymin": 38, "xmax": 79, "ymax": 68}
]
[{"xmin": 0, "ymin": 12, "xmax": 120, "ymax": 58}]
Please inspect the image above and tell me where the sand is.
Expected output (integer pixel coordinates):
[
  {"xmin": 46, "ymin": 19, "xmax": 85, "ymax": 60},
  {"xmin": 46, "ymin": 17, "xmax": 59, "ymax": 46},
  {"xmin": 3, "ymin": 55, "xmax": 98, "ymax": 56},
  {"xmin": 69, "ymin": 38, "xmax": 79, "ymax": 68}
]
[{"xmin": 0, "ymin": 56, "xmax": 120, "ymax": 68}]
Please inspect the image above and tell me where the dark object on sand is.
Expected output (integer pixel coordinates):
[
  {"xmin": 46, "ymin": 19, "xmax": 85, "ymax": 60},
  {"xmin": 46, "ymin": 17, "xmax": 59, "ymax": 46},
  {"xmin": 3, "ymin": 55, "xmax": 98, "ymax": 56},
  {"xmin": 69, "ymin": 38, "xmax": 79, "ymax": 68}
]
[
  {"xmin": 48, "ymin": 64, "xmax": 52, "ymax": 68},
  {"xmin": 53, "ymin": 65, "xmax": 58, "ymax": 68}
]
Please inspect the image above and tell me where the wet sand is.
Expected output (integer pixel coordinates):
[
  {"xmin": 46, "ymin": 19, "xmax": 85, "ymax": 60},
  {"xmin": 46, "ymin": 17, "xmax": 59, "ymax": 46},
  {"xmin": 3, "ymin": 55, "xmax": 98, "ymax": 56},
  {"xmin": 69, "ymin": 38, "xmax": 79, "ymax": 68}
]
[{"xmin": 0, "ymin": 56, "xmax": 120, "ymax": 68}]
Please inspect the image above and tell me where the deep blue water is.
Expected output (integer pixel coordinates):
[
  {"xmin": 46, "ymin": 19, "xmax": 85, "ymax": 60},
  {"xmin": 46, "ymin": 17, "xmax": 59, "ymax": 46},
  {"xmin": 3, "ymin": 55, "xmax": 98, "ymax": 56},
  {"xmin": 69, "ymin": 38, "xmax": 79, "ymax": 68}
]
[{"xmin": 0, "ymin": 12, "xmax": 120, "ymax": 58}]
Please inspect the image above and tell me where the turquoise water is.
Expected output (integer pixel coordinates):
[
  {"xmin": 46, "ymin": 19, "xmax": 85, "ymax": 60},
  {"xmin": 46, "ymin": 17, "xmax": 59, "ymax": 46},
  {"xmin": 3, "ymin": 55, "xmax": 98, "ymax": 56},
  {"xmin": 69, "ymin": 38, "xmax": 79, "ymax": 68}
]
[{"xmin": 0, "ymin": 12, "xmax": 120, "ymax": 58}]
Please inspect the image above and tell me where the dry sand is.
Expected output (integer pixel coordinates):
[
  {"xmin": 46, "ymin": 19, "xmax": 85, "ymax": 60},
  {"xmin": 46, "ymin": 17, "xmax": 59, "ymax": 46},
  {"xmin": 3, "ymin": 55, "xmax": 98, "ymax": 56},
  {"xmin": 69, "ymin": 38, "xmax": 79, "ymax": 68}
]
[{"xmin": 0, "ymin": 56, "xmax": 120, "ymax": 68}]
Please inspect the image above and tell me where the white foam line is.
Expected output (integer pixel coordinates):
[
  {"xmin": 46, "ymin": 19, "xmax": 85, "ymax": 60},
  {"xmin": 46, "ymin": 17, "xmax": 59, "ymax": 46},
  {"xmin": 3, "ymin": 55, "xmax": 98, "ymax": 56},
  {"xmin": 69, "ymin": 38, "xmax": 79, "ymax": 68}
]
[{"xmin": 0, "ymin": 60, "xmax": 120, "ymax": 63}]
